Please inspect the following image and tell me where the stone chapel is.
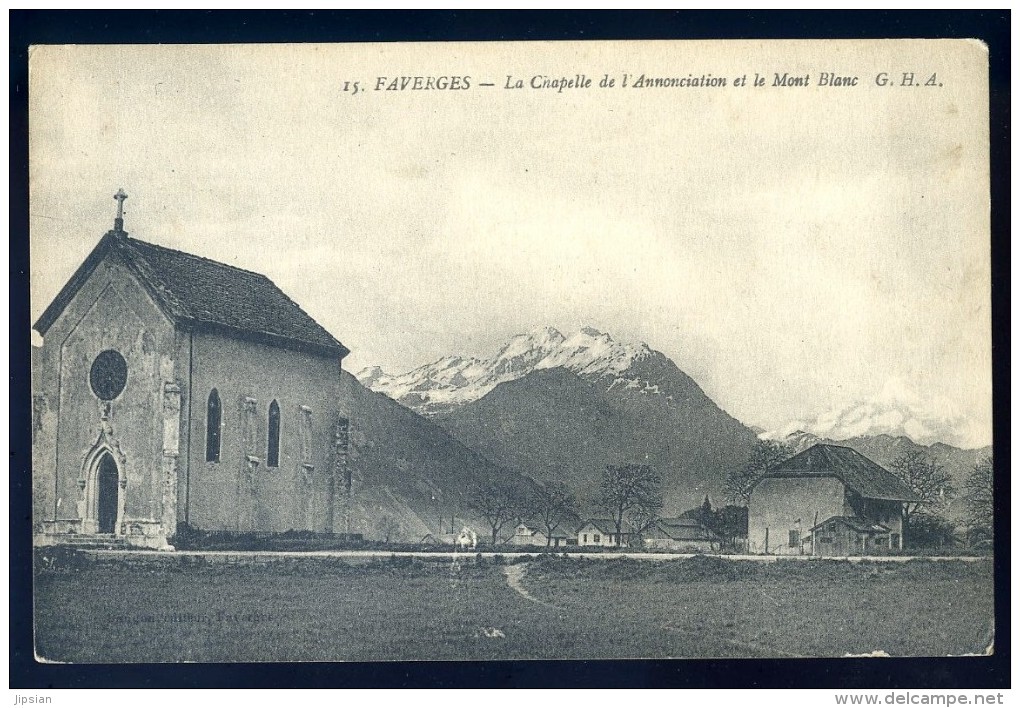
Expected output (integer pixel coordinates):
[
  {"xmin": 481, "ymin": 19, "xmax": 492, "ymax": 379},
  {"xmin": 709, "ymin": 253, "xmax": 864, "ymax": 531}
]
[{"xmin": 32, "ymin": 192, "xmax": 356, "ymax": 548}]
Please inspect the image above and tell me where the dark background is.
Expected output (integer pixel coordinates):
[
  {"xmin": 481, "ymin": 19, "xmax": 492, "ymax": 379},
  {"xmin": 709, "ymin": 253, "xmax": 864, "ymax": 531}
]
[{"xmin": 10, "ymin": 9, "xmax": 1010, "ymax": 689}]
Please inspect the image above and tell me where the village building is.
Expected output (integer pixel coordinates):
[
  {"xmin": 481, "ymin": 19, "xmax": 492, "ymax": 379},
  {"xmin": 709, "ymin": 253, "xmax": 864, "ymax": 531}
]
[
  {"xmin": 32, "ymin": 193, "xmax": 355, "ymax": 549},
  {"xmin": 576, "ymin": 519, "xmax": 637, "ymax": 548},
  {"xmin": 747, "ymin": 444, "xmax": 921, "ymax": 556},
  {"xmin": 506, "ymin": 522, "xmax": 575, "ymax": 547},
  {"xmin": 806, "ymin": 516, "xmax": 894, "ymax": 557},
  {"xmin": 642, "ymin": 517, "xmax": 721, "ymax": 552}
]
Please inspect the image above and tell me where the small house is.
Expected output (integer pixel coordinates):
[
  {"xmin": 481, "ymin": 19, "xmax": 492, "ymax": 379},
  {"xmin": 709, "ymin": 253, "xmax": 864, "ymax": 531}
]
[
  {"xmin": 507, "ymin": 523, "xmax": 575, "ymax": 547},
  {"xmin": 808, "ymin": 516, "xmax": 893, "ymax": 556},
  {"xmin": 577, "ymin": 519, "xmax": 636, "ymax": 548},
  {"xmin": 643, "ymin": 517, "xmax": 721, "ymax": 552}
]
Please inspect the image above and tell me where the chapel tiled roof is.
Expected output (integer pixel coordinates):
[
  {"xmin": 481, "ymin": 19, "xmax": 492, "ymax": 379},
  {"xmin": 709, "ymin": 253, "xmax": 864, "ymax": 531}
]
[{"xmin": 35, "ymin": 231, "xmax": 349, "ymax": 359}]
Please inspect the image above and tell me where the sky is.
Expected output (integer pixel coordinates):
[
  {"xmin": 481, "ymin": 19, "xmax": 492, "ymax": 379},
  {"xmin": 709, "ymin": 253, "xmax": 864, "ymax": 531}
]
[{"xmin": 28, "ymin": 41, "xmax": 992, "ymax": 447}]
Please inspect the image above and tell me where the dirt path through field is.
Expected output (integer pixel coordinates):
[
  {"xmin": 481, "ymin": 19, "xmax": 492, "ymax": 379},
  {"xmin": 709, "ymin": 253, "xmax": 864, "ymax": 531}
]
[{"xmin": 502, "ymin": 564, "xmax": 560, "ymax": 609}]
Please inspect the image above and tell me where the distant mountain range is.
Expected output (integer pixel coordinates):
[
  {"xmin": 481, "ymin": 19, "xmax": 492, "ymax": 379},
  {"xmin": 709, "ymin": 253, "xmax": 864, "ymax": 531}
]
[
  {"xmin": 357, "ymin": 326, "xmax": 663, "ymax": 416},
  {"xmin": 761, "ymin": 376, "xmax": 988, "ymax": 450},
  {"xmin": 356, "ymin": 326, "xmax": 991, "ymax": 520},
  {"xmin": 358, "ymin": 327, "xmax": 759, "ymax": 512}
]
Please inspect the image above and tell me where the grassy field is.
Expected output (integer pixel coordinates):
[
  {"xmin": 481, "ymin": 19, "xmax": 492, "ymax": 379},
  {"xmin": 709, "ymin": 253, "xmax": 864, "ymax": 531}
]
[{"xmin": 34, "ymin": 553, "xmax": 994, "ymax": 662}]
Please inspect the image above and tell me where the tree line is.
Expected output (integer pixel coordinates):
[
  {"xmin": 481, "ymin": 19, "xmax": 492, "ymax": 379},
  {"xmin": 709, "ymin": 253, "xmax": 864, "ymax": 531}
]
[
  {"xmin": 468, "ymin": 463, "xmax": 748, "ymax": 549},
  {"xmin": 453, "ymin": 441, "xmax": 994, "ymax": 552},
  {"xmin": 469, "ymin": 463, "xmax": 666, "ymax": 546}
]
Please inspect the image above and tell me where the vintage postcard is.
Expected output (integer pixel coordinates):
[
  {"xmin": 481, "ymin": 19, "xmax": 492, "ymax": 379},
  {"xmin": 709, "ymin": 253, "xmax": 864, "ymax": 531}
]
[{"xmin": 28, "ymin": 39, "xmax": 992, "ymax": 663}]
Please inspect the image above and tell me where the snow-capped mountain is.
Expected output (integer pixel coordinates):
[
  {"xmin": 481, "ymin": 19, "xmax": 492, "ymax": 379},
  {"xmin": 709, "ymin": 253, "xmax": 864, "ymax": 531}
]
[
  {"xmin": 356, "ymin": 326, "xmax": 675, "ymax": 416},
  {"xmin": 357, "ymin": 326, "xmax": 760, "ymax": 511},
  {"xmin": 758, "ymin": 377, "xmax": 989, "ymax": 450}
]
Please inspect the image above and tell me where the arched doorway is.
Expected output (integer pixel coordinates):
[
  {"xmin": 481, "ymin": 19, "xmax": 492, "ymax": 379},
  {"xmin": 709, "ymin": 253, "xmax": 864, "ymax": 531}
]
[{"xmin": 96, "ymin": 453, "xmax": 119, "ymax": 534}]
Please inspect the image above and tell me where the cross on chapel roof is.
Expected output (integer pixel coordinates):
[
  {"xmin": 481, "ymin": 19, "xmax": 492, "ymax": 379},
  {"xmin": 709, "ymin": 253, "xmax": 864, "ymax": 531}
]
[{"xmin": 113, "ymin": 189, "xmax": 128, "ymax": 233}]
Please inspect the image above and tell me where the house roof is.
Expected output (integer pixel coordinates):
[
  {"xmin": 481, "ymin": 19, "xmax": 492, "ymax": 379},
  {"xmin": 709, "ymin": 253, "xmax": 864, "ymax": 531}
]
[
  {"xmin": 761, "ymin": 444, "xmax": 922, "ymax": 502},
  {"xmin": 581, "ymin": 519, "xmax": 636, "ymax": 535},
  {"xmin": 34, "ymin": 231, "xmax": 349, "ymax": 359},
  {"xmin": 810, "ymin": 515, "xmax": 891, "ymax": 535},
  {"xmin": 646, "ymin": 518, "xmax": 720, "ymax": 542},
  {"xmin": 514, "ymin": 524, "xmax": 573, "ymax": 538}
]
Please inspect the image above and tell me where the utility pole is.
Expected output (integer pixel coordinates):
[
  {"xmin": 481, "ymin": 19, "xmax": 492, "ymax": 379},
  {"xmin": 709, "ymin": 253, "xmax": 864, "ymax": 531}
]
[{"xmin": 812, "ymin": 511, "xmax": 818, "ymax": 556}]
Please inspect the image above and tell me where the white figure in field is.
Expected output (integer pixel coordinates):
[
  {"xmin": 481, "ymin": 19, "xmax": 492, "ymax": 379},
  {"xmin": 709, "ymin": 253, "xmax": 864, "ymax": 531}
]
[{"xmin": 456, "ymin": 526, "xmax": 477, "ymax": 551}]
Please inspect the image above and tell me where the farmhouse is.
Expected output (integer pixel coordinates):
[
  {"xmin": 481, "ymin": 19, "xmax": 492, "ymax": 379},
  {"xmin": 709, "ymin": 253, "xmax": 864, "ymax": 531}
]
[
  {"xmin": 643, "ymin": 517, "xmax": 721, "ymax": 552},
  {"xmin": 577, "ymin": 519, "xmax": 637, "ymax": 548},
  {"xmin": 747, "ymin": 444, "xmax": 921, "ymax": 556},
  {"xmin": 32, "ymin": 194, "xmax": 355, "ymax": 549}
]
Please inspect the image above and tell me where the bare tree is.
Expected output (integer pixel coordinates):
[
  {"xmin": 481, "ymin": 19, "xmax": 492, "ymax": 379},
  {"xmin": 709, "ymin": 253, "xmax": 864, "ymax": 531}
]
[
  {"xmin": 963, "ymin": 455, "xmax": 993, "ymax": 546},
  {"xmin": 531, "ymin": 481, "xmax": 579, "ymax": 546},
  {"xmin": 470, "ymin": 482, "xmax": 528, "ymax": 546},
  {"xmin": 593, "ymin": 464, "xmax": 663, "ymax": 544},
  {"xmin": 374, "ymin": 515, "xmax": 402, "ymax": 544},
  {"xmin": 712, "ymin": 504, "xmax": 749, "ymax": 549},
  {"xmin": 629, "ymin": 503, "xmax": 662, "ymax": 541},
  {"xmin": 889, "ymin": 451, "xmax": 955, "ymax": 544},
  {"xmin": 725, "ymin": 439, "xmax": 794, "ymax": 505}
]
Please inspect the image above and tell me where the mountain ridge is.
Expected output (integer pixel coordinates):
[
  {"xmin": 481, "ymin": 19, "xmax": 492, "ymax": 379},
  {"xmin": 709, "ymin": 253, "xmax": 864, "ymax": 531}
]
[
  {"xmin": 383, "ymin": 327, "xmax": 763, "ymax": 512},
  {"xmin": 338, "ymin": 370, "xmax": 540, "ymax": 540},
  {"xmin": 355, "ymin": 326, "xmax": 987, "ymax": 515},
  {"xmin": 760, "ymin": 375, "xmax": 989, "ymax": 449},
  {"xmin": 356, "ymin": 325, "xmax": 727, "ymax": 418}
]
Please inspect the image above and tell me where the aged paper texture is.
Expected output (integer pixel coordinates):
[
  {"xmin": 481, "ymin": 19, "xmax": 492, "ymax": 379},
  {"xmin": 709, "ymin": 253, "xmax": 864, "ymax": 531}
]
[{"xmin": 29, "ymin": 40, "xmax": 992, "ymax": 663}]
